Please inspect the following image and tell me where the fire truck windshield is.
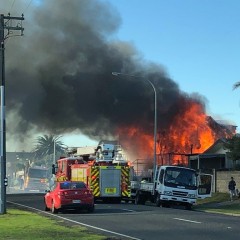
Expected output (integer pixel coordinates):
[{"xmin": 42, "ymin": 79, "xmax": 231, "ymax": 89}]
[{"xmin": 164, "ymin": 167, "xmax": 197, "ymax": 190}]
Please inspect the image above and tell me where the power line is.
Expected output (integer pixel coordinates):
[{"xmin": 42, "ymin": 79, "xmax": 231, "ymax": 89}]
[
  {"xmin": 23, "ymin": 0, "xmax": 33, "ymax": 14},
  {"xmin": 9, "ymin": 0, "xmax": 16, "ymax": 12},
  {"xmin": 8, "ymin": 0, "xmax": 33, "ymax": 17}
]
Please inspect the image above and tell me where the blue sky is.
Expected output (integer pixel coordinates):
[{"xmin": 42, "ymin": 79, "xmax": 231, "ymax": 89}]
[
  {"xmin": 108, "ymin": 0, "xmax": 240, "ymax": 122},
  {"xmin": 62, "ymin": 0, "xmax": 240, "ymax": 147}
]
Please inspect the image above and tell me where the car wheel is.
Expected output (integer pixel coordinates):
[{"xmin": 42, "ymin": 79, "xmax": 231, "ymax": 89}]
[
  {"xmin": 44, "ymin": 203, "xmax": 50, "ymax": 211},
  {"xmin": 44, "ymin": 199, "xmax": 50, "ymax": 211},
  {"xmin": 45, "ymin": 205, "xmax": 50, "ymax": 211},
  {"xmin": 88, "ymin": 205, "xmax": 95, "ymax": 213},
  {"xmin": 51, "ymin": 201, "xmax": 58, "ymax": 214}
]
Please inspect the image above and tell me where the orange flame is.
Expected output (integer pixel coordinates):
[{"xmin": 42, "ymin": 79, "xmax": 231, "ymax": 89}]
[{"xmin": 117, "ymin": 101, "xmax": 233, "ymax": 167}]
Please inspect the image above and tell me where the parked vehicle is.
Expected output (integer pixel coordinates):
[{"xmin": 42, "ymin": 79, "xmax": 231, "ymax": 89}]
[
  {"xmin": 134, "ymin": 165, "xmax": 212, "ymax": 210},
  {"xmin": 24, "ymin": 166, "xmax": 50, "ymax": 192},
  {"xmin": 44, "ymin": 181, "xmax": 94, "ymax": 213}
]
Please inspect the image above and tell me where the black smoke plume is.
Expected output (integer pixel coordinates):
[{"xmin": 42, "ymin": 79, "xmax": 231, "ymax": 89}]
[{"xmin": 2, "ymin": 0, "xmax": 205, "ymax": 154}]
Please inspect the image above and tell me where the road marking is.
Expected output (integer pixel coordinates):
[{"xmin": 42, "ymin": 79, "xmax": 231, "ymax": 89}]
[
  {"xmin": 174, "ymin": 218, "xmax": 201, "ymax": 224},
  {"xmin": 8, "ymin": 201, "xmax": 141, "ymax": 240},
  {"xmin": 121, "ymin": 208, "xmax": 136, "ymax": 212}
]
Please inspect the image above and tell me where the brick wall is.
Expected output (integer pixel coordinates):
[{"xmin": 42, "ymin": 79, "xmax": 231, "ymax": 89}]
[{"xmin": 216, "ymin": 171, "xmax": 240, "ymax": 193}]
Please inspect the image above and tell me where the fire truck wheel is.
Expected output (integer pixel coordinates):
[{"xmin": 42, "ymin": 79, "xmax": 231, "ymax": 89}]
[
  {"xmin": 115, "ymin": 198, "xmax": 122, "ymax": 204},
  {"xmin": 51, "ymin": 201, "xmax": 58, "ymax": 214}
]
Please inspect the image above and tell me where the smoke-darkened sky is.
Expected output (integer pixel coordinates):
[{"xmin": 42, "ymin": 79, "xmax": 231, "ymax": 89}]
[{"xmin": 2, "ymin": 0, "xmax": 205, "ymax": 152}]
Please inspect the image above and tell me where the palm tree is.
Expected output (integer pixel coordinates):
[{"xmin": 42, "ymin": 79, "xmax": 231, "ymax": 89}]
[
  {"xmin": 233, "ymin": 82, "xmax": 240, "ymax": 90},
  {"xmin": 32, "ymin": 134, "xmax": 66, "ymax": 165}
]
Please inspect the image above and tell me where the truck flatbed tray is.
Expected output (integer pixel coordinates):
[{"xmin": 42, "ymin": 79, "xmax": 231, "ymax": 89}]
[{"xmin": 139, "ymin": 182, "xmax": 154, "ymax": 191}]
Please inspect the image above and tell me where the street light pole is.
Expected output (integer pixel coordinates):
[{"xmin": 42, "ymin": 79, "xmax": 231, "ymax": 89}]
[
  {"xmin": 112, "ymin": 72, "xmax": 157, "ymax": 185},
  {"xmin": 53, "ymin": 139, "xmax": 56, "ymax": 164}
]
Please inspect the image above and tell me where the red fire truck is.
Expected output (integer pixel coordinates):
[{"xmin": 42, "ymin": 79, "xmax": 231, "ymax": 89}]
[{"xmin": 53, "ymin": 141, "xmax": 131, "ymax": 203}]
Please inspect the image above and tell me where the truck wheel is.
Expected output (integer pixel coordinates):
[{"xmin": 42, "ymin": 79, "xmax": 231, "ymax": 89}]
[
  {"xmin": 51, "ymin": 201, "xmax": 58, "ymax": 214},
  {"xmin": 135, "ymin": 193, "xmax": 145, "ymax": 205},
  {"xmin": 185, "ymin": 204, "xmax": 192, "ymax": 210},
  {"xmin": 141, "ymin": 197, "xmax": 146, "ymax": 205},
  {"xmin": 162, "ymin": 202, "xmax": 170, "ymax": 208},
  {"xmin": 155, "ymin": 194, "xmax": 161, "ymax": 207},
  {"xmin": 135, "ymin": 193, "xmax": 141, "ymax": 205}
]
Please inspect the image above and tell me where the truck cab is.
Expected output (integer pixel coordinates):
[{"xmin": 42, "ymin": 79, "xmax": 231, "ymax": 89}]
[
  {"xmin": 24, "ymin": 166, "xmax": 50, "ymax": 192},
  {"xmin": 154, "ymin": 166, "xmax": 212, "ymax": 209}
]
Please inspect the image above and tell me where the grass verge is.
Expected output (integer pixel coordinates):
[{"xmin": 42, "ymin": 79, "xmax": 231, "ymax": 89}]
[
  {"xmin": 194, "ymin": 192, "xmax": 240, "ymax": 215},
  {"xmin": 196, "ymin": 192, "xmax": 230, "ymax": 205},
  {"xmin": 0, "ymin": 208, "xmax": 108, "ymax": 240}
]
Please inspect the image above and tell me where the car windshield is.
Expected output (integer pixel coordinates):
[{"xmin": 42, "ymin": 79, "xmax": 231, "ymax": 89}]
[
  {"xmin": 28, "ymin": 168, "xmax": 48, "ymax": 178},
  {"xmin": 60, "ymin": 182, "xmax": 86, "ymax": 190},
  {"xmin": 164, "ymin": 167, "xmax": 197, "ymax": 190}
]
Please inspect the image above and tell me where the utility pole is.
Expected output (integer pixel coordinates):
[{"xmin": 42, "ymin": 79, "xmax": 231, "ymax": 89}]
[{"xmin": 0, "ymin": 13, "xmax": 24, "ymax": 214}]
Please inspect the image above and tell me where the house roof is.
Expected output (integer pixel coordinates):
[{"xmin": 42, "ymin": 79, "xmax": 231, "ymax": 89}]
[
  {"xmin": 203, "ymin": 138, "xmax": 228, "ymax": 154},
  {"xmin": 188, "ymin": 138, "xmax": 229, "ymax": 161},
  {"xmin": 207, "ymin": 116, "xmax": 237, "ymax": 138}
]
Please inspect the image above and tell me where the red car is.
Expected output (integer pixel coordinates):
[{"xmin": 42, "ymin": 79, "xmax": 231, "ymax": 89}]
[{"xmin": 44, "ymin": 181, "xmax": 94, "ymax": 213}]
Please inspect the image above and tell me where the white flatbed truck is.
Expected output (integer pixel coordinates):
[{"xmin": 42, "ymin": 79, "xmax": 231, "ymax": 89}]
[{"xmin": 134, "ymin": 165, "xmax": 212, "ymax": 210}]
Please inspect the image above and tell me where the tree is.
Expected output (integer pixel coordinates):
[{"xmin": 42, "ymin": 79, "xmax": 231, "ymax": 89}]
[
  {"xmin": 231, "ymin": 82, "xmax": 240, "ymax": 168},
  {"xmin": 233, "ymin": 82, "xmax": 240, "ymax": 90},
  {"xmin": 32, "ymin": 134, "xmax": 66, "ymax": 165},
  {"xmin": 224, "ymin": 135, "xmax": 240, "ymax": 169}
]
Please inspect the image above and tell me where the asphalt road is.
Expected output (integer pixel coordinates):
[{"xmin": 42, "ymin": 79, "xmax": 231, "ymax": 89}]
[{"xmin": 6, "ymin": 193, "xmax": 240, "ymax": 240}]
